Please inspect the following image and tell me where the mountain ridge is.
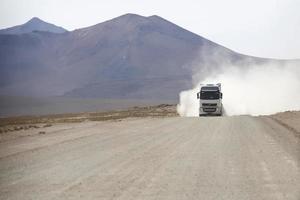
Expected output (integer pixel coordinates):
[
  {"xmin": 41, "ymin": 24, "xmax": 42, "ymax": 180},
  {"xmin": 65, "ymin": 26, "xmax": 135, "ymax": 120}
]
[
  {"xmin": 0, "ymin": 14, "xmax": 298, "ymax": 100},
  {"xmin": 0, "ymin": 17, "xmax": 67, "ymax": 35}
]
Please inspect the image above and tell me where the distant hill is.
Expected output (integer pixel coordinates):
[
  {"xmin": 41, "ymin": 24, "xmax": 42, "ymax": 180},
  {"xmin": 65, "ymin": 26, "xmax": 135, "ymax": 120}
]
[
  {"xmin": 0, "ymin": 17, "xmax": 67, "ymax": 35},
  {"xmin": 0, "ymin": 14, "xmax": 295, "ymax": 100}
]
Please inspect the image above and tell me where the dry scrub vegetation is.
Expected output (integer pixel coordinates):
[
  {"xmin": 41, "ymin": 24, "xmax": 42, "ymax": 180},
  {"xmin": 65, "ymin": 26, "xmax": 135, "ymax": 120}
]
[{"xmin": 0, "ymin": 104, "xmax": 177, "ymax": 133}]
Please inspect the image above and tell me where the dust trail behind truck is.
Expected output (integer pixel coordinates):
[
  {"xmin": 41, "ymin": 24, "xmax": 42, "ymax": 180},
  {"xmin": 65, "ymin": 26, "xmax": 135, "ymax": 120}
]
[{"xmin": 197, "ymin": 83, "xmax": 223, "ymax": 116}]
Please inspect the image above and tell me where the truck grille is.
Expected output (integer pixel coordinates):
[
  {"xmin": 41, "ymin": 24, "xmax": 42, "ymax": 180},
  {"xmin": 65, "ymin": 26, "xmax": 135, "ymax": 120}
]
[
  {"xmin": 202, "ymin": 103, "xmax": 217, "ymax": 106},
  {"xmin": 203, "ymin": 108, "xmax": 217, "ymax": 113}
]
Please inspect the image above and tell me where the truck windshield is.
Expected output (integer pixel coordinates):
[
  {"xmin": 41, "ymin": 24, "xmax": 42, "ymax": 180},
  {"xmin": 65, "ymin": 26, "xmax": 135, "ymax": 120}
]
[{"xmin": 200, "ymin": 91, "xmax": 220, "ymax": 100}]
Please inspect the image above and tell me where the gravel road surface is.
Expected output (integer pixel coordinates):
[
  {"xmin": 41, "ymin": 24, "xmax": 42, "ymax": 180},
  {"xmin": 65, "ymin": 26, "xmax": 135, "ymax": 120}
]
[{"xmin": 0, "ymin": 116, "xmax": 299, "ymax": 199}]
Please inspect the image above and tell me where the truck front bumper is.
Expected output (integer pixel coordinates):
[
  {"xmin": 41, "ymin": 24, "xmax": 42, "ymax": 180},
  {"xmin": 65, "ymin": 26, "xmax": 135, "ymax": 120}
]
[{"xmin": 199, "ymin": 107, "xmax": 222, "ymax": 116}]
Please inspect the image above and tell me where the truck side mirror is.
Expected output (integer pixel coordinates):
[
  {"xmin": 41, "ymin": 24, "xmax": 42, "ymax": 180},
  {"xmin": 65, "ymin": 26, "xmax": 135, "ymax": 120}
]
[
  {"xmin": 197, "ymin": 93, "xmax": 200, "ymax": 99},
  {"xmin": 220, "ymin": 93, "xmax": 223, "ymax": 99}
]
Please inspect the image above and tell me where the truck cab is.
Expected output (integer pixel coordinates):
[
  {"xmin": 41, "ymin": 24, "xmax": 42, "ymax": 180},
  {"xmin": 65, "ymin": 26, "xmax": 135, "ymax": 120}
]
[{"xmin": 197, "ymin": 83, "xmax": 223, "ymax": 116}]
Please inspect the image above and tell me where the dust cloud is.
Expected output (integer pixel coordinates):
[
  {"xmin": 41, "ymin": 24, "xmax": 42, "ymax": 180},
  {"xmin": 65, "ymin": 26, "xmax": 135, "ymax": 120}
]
[{"xmin": 177, "ymin": 62, "xmax": 300, "ymax": 116}]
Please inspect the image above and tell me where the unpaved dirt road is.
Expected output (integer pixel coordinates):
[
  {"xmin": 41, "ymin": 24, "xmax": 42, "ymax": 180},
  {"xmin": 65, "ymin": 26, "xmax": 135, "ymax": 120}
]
[{"xmin": 0, "ymin": 116, "xmax": 299, "ymax": 200}]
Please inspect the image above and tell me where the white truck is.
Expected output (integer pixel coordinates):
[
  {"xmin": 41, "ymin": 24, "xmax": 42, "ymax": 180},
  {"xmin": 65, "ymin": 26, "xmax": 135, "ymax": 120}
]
[{"xmin": 197, "ymin": 83, "xmax": 223, "ymax": 116}]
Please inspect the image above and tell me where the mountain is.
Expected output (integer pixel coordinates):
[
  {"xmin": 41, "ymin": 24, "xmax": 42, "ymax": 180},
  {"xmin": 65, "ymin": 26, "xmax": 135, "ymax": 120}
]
[
  {"xmin": 0, "ymin": 17, "xmax": 67, "ymax": 35},
  {"xmin": 0, "ymin": 14, "xmax": 293, "ymax": 100}
]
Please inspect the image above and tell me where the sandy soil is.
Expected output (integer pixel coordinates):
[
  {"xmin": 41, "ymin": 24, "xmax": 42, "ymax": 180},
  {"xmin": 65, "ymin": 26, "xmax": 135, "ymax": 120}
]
[
  {"xmin": 269, "ymin": 111, "xmax": 300, "ymax": 139},
  {"xmin": 0, "ymin": 108, "xmax": 299, "ymax": 199}
]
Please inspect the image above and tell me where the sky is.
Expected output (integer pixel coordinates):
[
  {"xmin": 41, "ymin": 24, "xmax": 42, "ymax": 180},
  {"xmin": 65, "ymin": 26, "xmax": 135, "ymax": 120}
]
[{"xmin": 0, "ymin": 0, "xmax": 299, "ymax": 59}]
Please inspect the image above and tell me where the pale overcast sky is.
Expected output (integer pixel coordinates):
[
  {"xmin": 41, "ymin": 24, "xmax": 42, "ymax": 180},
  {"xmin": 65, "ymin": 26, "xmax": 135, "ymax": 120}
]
[{"xmin": 0, "ymin": 0, "xmax": 299, "ymax": 59}]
